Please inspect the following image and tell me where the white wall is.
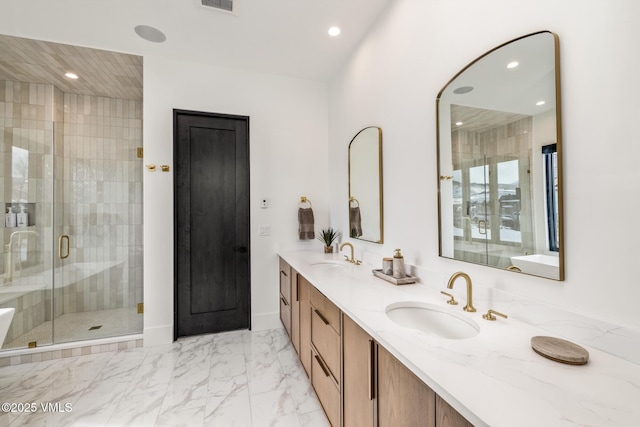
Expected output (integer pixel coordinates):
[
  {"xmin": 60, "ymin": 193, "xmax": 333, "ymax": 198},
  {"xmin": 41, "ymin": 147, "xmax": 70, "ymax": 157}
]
[
  {"xmin": 328, "ymin": 0, "xmax": 640, "ymax": 328},
  {"xmin": 143, "ymin": 56, "xmax": 330, "ymax": 345}
]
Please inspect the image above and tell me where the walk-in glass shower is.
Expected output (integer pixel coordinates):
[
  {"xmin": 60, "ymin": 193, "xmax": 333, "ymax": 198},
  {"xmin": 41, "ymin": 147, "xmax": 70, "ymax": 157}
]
[{"xmin": 0, "ymin": 35, "xmax": 143, "ymax": 350}]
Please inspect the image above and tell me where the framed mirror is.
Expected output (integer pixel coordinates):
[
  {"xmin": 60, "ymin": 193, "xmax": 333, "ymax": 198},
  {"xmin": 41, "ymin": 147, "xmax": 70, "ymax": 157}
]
[
  {"xmin": 436, "ymin": 31, "xmax": 563, "ymax": 280},
  {"xmin": 348, "ymin": 127, "xmax": 383, "ymax": 243}
]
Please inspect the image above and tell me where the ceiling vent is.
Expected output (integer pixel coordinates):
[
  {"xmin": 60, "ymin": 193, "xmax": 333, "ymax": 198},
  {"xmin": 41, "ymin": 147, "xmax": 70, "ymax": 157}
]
[{"xmin": 201, "ymin": 0, "xmax": 233, "ymax": 12}]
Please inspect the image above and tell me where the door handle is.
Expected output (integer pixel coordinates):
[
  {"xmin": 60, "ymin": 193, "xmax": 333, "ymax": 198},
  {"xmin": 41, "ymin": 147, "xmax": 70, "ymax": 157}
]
[{"xmin": 58, "ymin": 235, "xmax": 70, "ymax": 259}]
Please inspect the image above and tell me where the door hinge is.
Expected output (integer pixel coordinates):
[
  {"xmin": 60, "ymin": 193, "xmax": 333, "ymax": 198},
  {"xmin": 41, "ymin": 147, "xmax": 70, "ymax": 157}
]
[
  {"xmin": 136, "ymin": 147, "xmax": 144, "ymax": 158},
  {"xmin": 28, "ymin": 341, "xmax": 37, "ymax": 348},
  {"xmin": 137, "ymin": 303, "xmax": 144, "ymax": 314}
]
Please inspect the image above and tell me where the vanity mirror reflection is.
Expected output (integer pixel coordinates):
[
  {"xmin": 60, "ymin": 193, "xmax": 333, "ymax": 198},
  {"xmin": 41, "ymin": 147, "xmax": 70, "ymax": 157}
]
[
  {"xmin": 348, "ymin": 127, "xmax": 383, "ymax": 243},
  {"xmin": 436, "ymin": 31, "xmax": 564, "ymax": 280}
]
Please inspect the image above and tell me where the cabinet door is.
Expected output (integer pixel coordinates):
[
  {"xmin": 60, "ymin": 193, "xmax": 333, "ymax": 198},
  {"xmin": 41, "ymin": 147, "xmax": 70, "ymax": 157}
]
[
  {"xmin": 279, "ymin": 294, "xmax": 292, "ymax": 337},
  {"xmin": 291, "ymin": 269, "xmax": 300, "ymax": 355},
  {"xmin": 342, "ymin": 314, "xmax": 375, "ymax": 427},
  {"xmin": 312, "ymin": 347, "xmax": 341, "ymax": 427},
  {"xmin": 298, "ymin": 275, "xmax": 312, "ymax": 377},
  {"xmin": 279, "ymin": 258, "xmax": 292, "ymax": 336},
  {"xmin": 436, "ymin": 395, "xmax": 473, "ymax": 427},
  {"xmin": 279, "ymin": 257, "xmax": 291, "ymax": 303},
  {"xmin": 377, "ymin": 345, "xmax": 435, "ymax": 427}
]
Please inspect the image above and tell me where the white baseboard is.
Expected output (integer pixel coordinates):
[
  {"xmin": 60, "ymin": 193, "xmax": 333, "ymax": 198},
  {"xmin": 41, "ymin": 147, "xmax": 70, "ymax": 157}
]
[
  {"xmin": 251, "ymin": 311, "xmax": 281, "ymax": 331},
  {"xmin": 143, "ymin": 324, "xmax": 174, "ymax": 347}
]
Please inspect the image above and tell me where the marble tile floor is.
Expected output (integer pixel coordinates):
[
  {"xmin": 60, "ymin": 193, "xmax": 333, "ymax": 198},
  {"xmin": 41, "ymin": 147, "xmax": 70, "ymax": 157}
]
[
  {"xmin": 3, "ymin": 307, "xmax": 143, "ymax": 350},
  {"xmin": 0, "ymin": 328, "xmax": 329, "ymax": 427}
]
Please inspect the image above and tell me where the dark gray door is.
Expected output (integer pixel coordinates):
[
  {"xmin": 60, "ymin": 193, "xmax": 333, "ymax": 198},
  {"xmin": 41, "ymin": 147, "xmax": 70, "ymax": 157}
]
[{"xmin": 174, "ymin": 110, "xmax": 250, "ymax": 339}]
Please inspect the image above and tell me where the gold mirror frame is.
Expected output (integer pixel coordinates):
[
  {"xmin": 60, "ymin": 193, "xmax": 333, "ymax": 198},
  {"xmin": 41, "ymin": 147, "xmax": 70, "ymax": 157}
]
[
  {"xmin": 348, "ymin": 127, "xmax": 384, "ymax": 244},
  {"xmin": 436, "ymin": 31, "xmax": 564, "ymax": 280}
]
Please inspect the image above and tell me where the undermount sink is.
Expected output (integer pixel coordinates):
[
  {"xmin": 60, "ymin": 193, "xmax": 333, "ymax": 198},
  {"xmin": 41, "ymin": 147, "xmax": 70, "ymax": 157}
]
[
  {"xmin": 310, "ymin": 261, "xmax": 345, "ymax": 268},
  {"xmin": 385, "ymin": 302, "xmax": 479, "ymax": 339}
]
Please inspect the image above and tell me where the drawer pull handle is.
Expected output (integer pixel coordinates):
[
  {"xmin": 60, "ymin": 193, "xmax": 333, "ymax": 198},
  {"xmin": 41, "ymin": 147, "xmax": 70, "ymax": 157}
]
[
  {"xmin": 314, "ymin": 309, "xmax": 330, "ymax": 325},
  {"xmin": 281, "ymin": 296, "xmax": 288, "ymax": 306},
  {"xmin": 314, "ymin": 354, "xmax": 330, "ymax": 377}
]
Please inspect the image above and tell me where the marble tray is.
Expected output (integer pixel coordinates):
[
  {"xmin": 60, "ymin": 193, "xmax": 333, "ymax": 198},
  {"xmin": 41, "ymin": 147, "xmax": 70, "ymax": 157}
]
[{"xmin": 372, "ymin": 269, "xmax": 416, "ymax": 285}]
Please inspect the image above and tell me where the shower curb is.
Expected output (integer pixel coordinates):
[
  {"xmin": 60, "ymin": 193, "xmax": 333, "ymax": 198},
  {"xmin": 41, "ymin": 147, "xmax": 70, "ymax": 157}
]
[{"xmin": 0, "ymin": 334, "xmax": 143, "ymax": 367}]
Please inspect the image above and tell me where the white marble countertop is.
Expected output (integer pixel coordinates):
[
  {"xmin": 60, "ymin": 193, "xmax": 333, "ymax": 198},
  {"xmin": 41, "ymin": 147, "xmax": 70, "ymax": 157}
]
[{"xmin": 279, "ymin": 250, "xmax": 640, "ymax": 427}]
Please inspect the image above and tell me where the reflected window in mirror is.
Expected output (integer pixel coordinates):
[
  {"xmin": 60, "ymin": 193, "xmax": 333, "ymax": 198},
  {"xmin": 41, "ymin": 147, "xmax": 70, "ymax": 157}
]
[
  {"xmin": 348, "ymin": 127, "xmax": 383, "ymax": 244},
  {"xmin": 542, "ymin": 144, "xmax": 559, "ymax": 252},
  {"xmin": 437, "ymin": 31, "xmax": 563, "ymax": 280}
]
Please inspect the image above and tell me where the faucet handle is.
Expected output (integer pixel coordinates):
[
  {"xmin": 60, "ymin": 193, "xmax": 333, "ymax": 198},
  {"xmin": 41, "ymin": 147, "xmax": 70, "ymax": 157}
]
[
  {"xmin": 482, "ymin": 309, "xmax": 508, "ymax": 321},
  {"xmin": 440, "ymin": 291, "xmax": 458, "ymax": 305}
]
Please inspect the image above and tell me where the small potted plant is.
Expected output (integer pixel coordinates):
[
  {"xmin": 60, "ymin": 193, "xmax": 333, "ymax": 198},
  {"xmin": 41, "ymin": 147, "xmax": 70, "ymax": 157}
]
[{"xmin": 317, "ymin": 228, "xmax": 341, "ymax": 253}]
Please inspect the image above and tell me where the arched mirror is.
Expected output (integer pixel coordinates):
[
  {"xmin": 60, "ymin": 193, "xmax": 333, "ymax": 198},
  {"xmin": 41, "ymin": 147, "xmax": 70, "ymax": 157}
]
[
  {"xmin": 348, "ymin": 127, "xmax": 383, "ymax": 243},
  {"xmin": 437, "ymin": 31, "xmax": 564, "ymax": 280}
]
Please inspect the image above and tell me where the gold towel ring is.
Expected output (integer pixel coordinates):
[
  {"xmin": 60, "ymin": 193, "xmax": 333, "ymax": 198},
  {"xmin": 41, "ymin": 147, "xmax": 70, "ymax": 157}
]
[
  {"xmin": 298, "ymin": 196, "xmax": 312, "ymax": 208},
  {"xmin": 349, "ymin": 197, "xmax": 360, "ymax": 208}
]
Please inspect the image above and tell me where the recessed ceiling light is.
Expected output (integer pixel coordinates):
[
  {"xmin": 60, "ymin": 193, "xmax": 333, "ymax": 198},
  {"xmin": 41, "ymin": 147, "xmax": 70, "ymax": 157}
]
[
  {"xmin": 65, "ymin": 72, "xmax": 78, "ymax": 79},
  {"xmin": 453, "ymin": 86, "xmax": 474, "ymax": 95},
  {"xmin": 536, "ymin": 100, "xmax": 546, "ymax": 106},
  {"xmin": 507, "ymin": 61, "xmax": 519, "ymax": 69},
  {"xmin": 328, "ymin": 26, "xmax": 341, "ymax": 37},
  {"xmin": 134, "ymin": 25, "xmax": 167, "ymax": 43},
  {"xmin": 455, "ymin": 121, "xmax": 464, "ymax": 126}
]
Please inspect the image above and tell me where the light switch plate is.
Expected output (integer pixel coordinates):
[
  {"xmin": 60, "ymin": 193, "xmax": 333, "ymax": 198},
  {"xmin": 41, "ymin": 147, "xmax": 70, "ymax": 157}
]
[{"xmin": 259, "ymin": 225, "xmax": 270, "ymax": 236}]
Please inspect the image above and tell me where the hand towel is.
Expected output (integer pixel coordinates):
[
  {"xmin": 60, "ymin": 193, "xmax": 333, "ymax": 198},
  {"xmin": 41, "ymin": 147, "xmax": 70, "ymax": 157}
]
[
  {"xmin": 298, "ymin": 208, "xmax": 315, "ymax": 240},
  {"xmin": 349, "ymin": 207, "xmax": 362, "ymax": 238}
]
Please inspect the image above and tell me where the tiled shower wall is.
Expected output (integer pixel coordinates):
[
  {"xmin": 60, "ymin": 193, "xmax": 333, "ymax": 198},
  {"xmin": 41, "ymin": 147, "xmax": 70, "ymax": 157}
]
[{"xmin": 1, "ymin": 79, "xmax": 143, "ymax": 343}]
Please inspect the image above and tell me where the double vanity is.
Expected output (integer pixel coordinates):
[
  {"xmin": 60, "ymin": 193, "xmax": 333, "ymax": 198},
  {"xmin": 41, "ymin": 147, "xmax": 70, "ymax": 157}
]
[{"xmin": 278, "ymin": 250, "xmax": 639, "ymax": 426}]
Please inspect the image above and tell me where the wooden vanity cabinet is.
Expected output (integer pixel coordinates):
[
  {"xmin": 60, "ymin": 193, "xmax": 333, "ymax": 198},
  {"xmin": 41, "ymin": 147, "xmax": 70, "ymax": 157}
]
[
  {"xmin": 310, "ymin": 285, "xmax": 342, "ymax": 427},
  {"xmin": 342, "ymin": 314, "xmax": 375, "ymax": 427},
  {"xmin": 279, "ymin": 258, "xmax": 474, "ymax": 427},
  {"xmin": 436, "ymin": 396, "xmax": 473, "ymax": 427},
  {"xmin": 279, "ymin": 257, "xmax": 293, "ymax": 338},
  {"xmin": 290, "ymin": 268, "xmax": 300, "ymax": 354},
  {"xmin": 377, "ymin": 345, "xmax": 435, "ymax": 427},
  {"xmin": 298, "ymin": 274, "xmax": 312, "ymax": 377},
  {"xmin": 343, "ymin": 314, "xmax": 435, "ymax": 427},
  {"xmin": 342, "ymin": 314, "xmax": 472, "ymax": 427}
]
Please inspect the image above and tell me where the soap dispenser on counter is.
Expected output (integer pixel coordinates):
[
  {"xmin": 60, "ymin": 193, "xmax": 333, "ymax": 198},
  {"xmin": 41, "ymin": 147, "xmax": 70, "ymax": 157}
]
[
  {"xmin": 5, "ymin": 207, "xmax": 16, "ymax": 228},
  {"xmin": 393, "ymin": 248, "xmax": 405, "ymax": 278}
]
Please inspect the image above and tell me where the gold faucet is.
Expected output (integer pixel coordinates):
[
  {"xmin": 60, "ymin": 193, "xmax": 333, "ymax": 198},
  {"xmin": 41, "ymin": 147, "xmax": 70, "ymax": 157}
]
[
  {"xmin": 446, "ymin": 272, "xmax": 476, "ymax": 312},
  {"xmin": 339, "ymin": 242, "xmax": 361, "ymax": 264}
]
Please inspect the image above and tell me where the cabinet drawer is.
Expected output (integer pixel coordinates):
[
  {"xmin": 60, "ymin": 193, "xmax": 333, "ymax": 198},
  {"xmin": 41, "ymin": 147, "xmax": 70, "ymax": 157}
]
[
  {"xmin": 280, "ymin": 294, "xmax": 291, "ymax": 337},
  {"xmin": 311, "ymin": 308, "xmax": 340, "ymax": 379},
  {"xmin": 279, "ymin": 258, "xmax": 291, "ymax": 304},
  {"xmin": 311, "ymin": 348, "xmax": 340, "ymax": 427},
  {"xmin": 309, "ymin": 286, "xmax": 340, "ymax": 335}
]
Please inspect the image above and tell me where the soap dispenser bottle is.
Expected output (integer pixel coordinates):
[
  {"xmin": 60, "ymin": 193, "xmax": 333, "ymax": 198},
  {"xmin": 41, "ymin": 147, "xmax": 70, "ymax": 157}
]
[
  {"xmin": 17, "ymin": 206, "xmax": 28, "ymax": 227},
  {"xmin": 5, "ymin": 207, "xmax": 16, "ymax": 228},
  {"xmin": 393, "ymin": 248, "xmax": 405, "ymax": 279}
]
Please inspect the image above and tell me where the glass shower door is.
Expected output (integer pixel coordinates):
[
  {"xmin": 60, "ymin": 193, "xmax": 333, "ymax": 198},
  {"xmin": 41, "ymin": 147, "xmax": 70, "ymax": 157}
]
[
  {"xmin": 52, "ymin": 93, "xmax": 144, "ymax": 344},
  {"xmin": 1, "ymin": 81, "xmax": 55, "ymax": 350}
]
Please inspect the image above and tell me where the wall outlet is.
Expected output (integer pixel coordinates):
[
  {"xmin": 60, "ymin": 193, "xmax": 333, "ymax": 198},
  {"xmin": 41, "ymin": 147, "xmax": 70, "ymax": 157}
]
[{"xmin": 259, "ymin": 225, "xmax": 271, "ymax": 236}]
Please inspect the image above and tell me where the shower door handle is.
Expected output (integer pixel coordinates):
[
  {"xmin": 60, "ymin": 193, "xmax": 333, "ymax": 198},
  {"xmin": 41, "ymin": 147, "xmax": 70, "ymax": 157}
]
[{"xmin": 58, "ymin": 235, "xmax": 70, "ymax": 259}]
